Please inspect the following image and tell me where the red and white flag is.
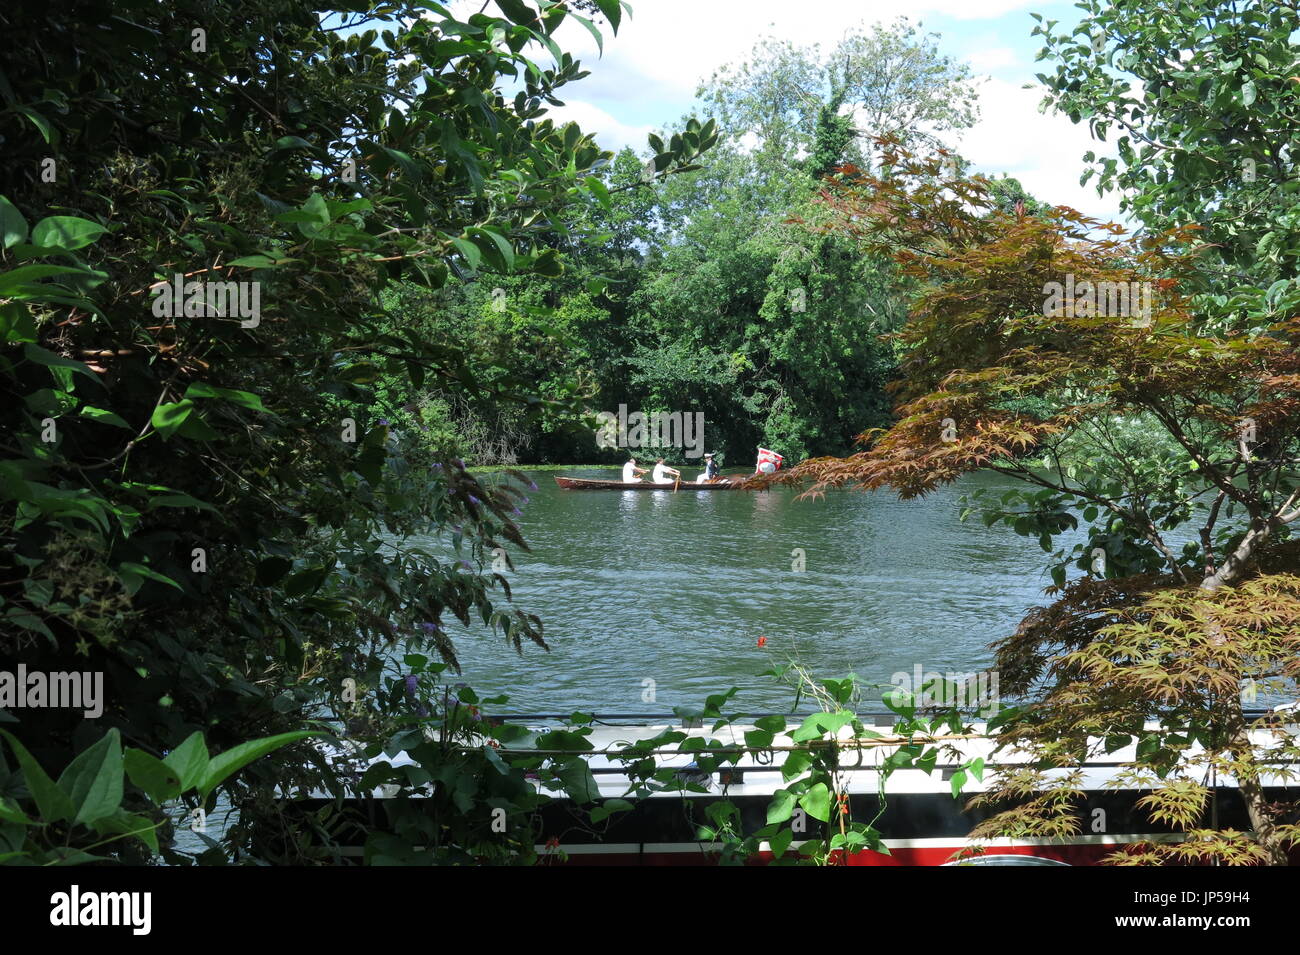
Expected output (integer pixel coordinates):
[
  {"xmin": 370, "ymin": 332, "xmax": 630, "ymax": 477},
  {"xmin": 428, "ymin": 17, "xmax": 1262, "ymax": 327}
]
[{"xmin": 756, "ymin": 447, "xmax": 784, "ymax": 473}]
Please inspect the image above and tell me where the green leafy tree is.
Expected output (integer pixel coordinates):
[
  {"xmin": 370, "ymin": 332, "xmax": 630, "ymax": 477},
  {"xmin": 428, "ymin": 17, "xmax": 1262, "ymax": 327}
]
[
  {"xmin": 0, "ymin": 0, "xmax": 711, "ymax": 863},
  {"xmin": 1035, "ymin": 0, "xmax": 1300, "ymax": 328}
]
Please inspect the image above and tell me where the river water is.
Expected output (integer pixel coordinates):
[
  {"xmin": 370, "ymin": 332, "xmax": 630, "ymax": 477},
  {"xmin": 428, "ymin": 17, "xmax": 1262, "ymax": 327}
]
[{"xmin": 441, "ymin": 468, "xmax": 1074, "ymax": 715}]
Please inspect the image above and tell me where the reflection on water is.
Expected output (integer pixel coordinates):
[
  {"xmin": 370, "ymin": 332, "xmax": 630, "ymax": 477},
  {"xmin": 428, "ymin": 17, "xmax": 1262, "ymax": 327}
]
[{"xmin": 428, "ymin": 470, "xmax": 1094, "ymax": 714}]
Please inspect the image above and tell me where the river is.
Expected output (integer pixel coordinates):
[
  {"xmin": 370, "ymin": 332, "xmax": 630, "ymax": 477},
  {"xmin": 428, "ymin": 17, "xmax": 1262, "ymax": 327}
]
[{"xmin": 440, "ymin": 468, "xmax": 1074, "ymax": 715}]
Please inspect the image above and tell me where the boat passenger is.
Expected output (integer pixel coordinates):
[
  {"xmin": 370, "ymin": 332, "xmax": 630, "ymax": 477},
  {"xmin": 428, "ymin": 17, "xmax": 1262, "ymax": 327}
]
[
  {"xmin": 695, "ymin": 452, "xmax": 720, "ymax": 483},
  {"xmin": 651, "ymin": 458, "xmax": 681, "ymax": 485},
  {"xmin": 622, "ymin": 457, "xmax": 648, "ymax": 483}
]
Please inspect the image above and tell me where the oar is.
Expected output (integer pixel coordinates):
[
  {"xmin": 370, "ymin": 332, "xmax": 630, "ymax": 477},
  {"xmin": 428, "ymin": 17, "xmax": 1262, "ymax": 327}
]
[{"xmin": 674, "ymin": 474, "xmax": 680, "ymax": 492}]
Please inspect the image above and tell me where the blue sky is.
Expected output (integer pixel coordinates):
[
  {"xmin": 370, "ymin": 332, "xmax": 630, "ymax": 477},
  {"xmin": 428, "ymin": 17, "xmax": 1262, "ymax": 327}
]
[{"xmin": 447, "ymin": 0, "xmax": 1127, "ymax": 222}]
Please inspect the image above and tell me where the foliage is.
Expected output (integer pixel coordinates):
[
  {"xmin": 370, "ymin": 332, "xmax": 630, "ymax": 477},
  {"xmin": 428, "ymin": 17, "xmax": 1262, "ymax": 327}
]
[
  {"xmin": 971, "ymin": 576, "xmax": 1300, "ymax": 866},
  {"xmin": 0, "ymin": 0, "xmax": 707, "ymax": 864},
  {"xmin": 394, "ymin": 20, "xmax": 984, "ymax": 465},
  {"xmin": 1034, "ymin": 0, "xmax": 1300, "ymax": 326},
  {"xmin": 0, "ymin": 726, "xmax": 317, "ymax": 865},
  {"xmin": 273, "ymin": 661, "xmax": 984, "ymax": 866},
  {"xmin": 758, "ymin": 139, "xmax": 1300, "ymax": 862},
  {"xmin": 701, "ymin": 19, "xmax": 979, "ymax": 163}
]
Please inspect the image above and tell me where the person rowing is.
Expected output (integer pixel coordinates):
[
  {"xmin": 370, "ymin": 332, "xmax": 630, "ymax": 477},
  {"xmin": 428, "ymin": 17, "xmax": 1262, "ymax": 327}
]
[
  {"xmin": 695, "ymin": 452, "xmax": 720, "ymax": 484},
  {"xmin": 651, "ymin": 458, "xmax": 681, "ymax": 485},
  {"xmin": 622, "ymin": 456, "xmax": 648, "ymax": 483}
]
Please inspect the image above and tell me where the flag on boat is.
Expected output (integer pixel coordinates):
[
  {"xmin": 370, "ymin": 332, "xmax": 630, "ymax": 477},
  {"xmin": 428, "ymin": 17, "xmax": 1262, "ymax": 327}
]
[{"xmin": 756, "ymin": 447, "xmax": 784, "ymax": 473}]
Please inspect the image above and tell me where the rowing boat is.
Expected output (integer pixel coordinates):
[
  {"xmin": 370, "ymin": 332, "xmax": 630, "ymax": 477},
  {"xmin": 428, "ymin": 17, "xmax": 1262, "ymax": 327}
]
[{"xmin": 555, "ymin": 475, "xmax": 740, "ymax": 490}]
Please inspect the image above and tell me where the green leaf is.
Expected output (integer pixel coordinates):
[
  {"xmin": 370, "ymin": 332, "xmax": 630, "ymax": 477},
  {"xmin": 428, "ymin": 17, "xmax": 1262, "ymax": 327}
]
[
  {"xmin": 30, "ymin": 216, "xmax": 107, "ymax": 252},
  {"xmin": 594, "ymin": 0, "xmax": 622, "ymax": 32},
  {"xmin": 56, "ymin": 729, "xmax": 124, "ymax": 825},
  {"xmin": 552, "ymin": 756, "xmax": 600, "ymax": 804},
  {"xmin": 799, "ymin": 781, "xmax": 831, "ymax": 822},
  {"xmin": 570, "ymin": 14, "xmax": 603, "ymax": 55},
  {"xmin": 226, "ymin": 254, "xmax": 278, "ymax": 268},
  {"xmin": 0, "ymin": 264, "xmax": 98, "ymax": 294},
  {"xmin": 0, "ymin": 197, "xmax": 29, "ymax": 249},
  {"xmin": 176, "ymin": 410, "xmax": 219, "ymax": 441},
  {"xmin": 449, "ymin": 236, "xmax": 482, "ymax": 270},
  {"xmin": 117, "ymin": 561, "xmax": 182, "ymax": 593},
  {"xmin": 0, "ymin": 796, "xmax": 34, "ymax": 826},
  {"xmin": 769, "ymin": 825, "xmax": 794, "ymax": 858},
  {"xmin": 22, "ymin": 343, "xmax": 98, "ymax": 381},
  {"xmin": 151, "ymin": 400, "xmax": 196, "ymax": 439},
  {"xmin": 754, "ymin": 715, "xmax": 786, "ymax": 734},
  {"xmin": 0, "ymin": 302, "xmax": 37, "ymax": 344},
  {"xmin": 18, "ymin": 106, "xmax": 53, "ymax": 144},
  {"xmin": 767, "ymin": 788, "xmax": 796, "ymax": 824},
  {"xmin": 495, "ymin": 0, "xmax": 537, "ymax": 26},
  {"xmin": 284, "ymin": 565, "xmax": 330, "ymax": 597},
  {"xmin": 91, "ymin": 809, "xmax": 159, "ymax": 854},
  {"xmin": 588, "ymin": 798, "xmax": 632, "ymax": 823},
  {"xmin": 949, "ymin": 768, "xmax": 968, "ymax": 798},
  {"xmin": 0, "ymin": 729, "xmax": 74, "ymax": 822},
  {"xmin": 301, "ymin": 192, "xmax": 330, "ymax": 224},
  {"xmin": 184, "ymin": 382, "xmax": 266, "ymax": 411},
  {"xmin": 123, "ymin": 749, "xmax": 182, "ymax": 802},
  {"xmin": 79, "ymin": 406, "xmax": 131, "ymax": 428},
  {"xmin": 163, "ymin": 732, "xmax": 210, "ymax": 790},
  {"xmin": 790, "ymin": 710, "xmax": 853, "ymax": 743},
  {"xmin": 197, "ymin": 731, "xmax": 319, "ymax": 800},
  {"xmin": 468, "ymin": 226, "xmax": 515, "ymax": 270},
  {"xmin": 271, "ymin": 136, "xmax": 315, "ymax": 152},
  {"xmin": 145, "ymin": 491, "xmax": 218, "ymax": 513}
]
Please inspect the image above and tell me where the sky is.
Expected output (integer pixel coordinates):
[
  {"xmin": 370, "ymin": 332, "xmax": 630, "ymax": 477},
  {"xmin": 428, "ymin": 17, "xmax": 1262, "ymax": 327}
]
[{"xmin": 452, "ymin": 0, "xmax": 1126, "ymax": 223}]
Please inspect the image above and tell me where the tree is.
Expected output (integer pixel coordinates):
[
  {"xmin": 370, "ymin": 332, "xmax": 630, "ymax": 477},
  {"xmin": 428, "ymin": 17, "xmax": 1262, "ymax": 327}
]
[
  {"xmin": 764, "ymin": 141, "xmax": 1300, "ymax": 864},
  {"xmin": 593, "ymin": 23, "xmax": 982, "ymax": 462},
  {"xmin": 0, "ymin": 0, "xmax": 712, "ymax": 863},
  {"xmin": 701, "ymin": 19, "xmax": 979, "ymax": 170},
  {"xmin": 1034, "ymin": 0, "xmax": 1300, "ymax": 328}
]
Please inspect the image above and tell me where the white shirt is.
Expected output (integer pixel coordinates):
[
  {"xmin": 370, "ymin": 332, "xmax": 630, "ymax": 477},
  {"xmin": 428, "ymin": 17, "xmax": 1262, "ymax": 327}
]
[
  {"xmin": 622, "ymin": 461, "xmax": 641, "ymax": 482},
  {"xmin": 652, "ymin": 462, "xmax": 674, "ymax": 484}
]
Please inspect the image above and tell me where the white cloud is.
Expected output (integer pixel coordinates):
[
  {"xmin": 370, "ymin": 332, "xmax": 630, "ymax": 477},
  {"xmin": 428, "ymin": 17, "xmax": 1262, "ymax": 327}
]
[
  {"xmin": 550, "ymin": 0, "xmax": 1042, "ymax": 101},
  {"xmin": 443, "ymin": 1, "xmax": 1125, "ymax": 224},
  {"xmin": 953, "ymin": 77, "xmax": 1124, "ymax": 223},
  {"xmin": 547, "ymin": 99, "xmax": 655, "ymax": 154},
  {"xmin": 965, "ymin": 46, "xmax": 1019, "ymax": 72}
]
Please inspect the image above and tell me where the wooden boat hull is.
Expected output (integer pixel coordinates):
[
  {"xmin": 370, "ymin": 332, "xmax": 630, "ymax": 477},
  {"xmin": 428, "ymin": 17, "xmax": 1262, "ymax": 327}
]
[{"xmin": 555, "ymin": 475, "xmax": 740, "ymax": 490}]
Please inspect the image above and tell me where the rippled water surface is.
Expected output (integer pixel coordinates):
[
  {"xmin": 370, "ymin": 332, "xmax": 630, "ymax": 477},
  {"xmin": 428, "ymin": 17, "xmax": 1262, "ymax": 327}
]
[{"xmin": 426, "ymin": 469, "xmax": 1077, "ymax": 714}]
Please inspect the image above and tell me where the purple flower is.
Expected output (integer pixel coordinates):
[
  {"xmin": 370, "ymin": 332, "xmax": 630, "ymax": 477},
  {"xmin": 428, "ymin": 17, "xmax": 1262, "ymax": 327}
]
[
  {"xmin": 378, "ymin": 418, "xmax": 390, "ymax": 426},
  {"xmin": 459, "ymin": 560, "xmax": 472, "ymax": 570},
  {"xmin": 403, "ymin": 674, "xmax": 418, "ymax": 694},
  {"xmin": 510, "ymin": 507, "xmax": 522, "ymax": 516},
  {"xmin": 416, "ymin": 703, "xmax": 430, "ymax": 718},
  {"xmin": 432, "ymin": 463, "xmax": 442, "ymax": 470},
  {"xmin": 527, "ymin": 481, "xmax": 538, "ymax": 491},
  {"xmin": 419, "ymin": 621, "xmax": 440, "ymax": 634},
  {"xmin": 468, "ymin": 494, "xmax": 479, "ymax": 505}
]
